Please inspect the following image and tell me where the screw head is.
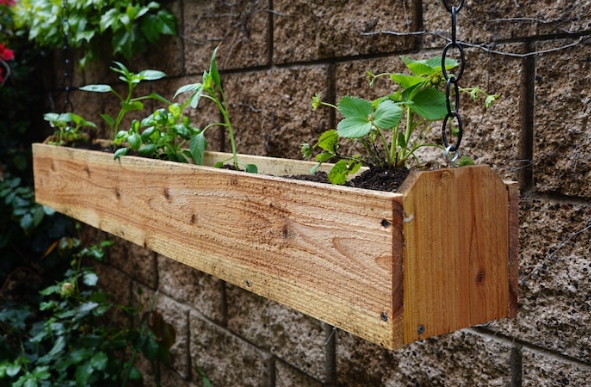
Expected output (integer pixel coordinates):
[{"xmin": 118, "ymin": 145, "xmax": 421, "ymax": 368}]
[
  {"xmin": 418, "ymin": 325, "xmax": 425, "ymax": 335},
  {"xmin": 381, "ymin": 312, "xmax": 388, "ymax": 322}
]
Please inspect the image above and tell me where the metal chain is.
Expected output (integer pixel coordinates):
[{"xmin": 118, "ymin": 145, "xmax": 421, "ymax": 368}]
[
  {"xmin": 441, "ymin": 0, "xmax": 465, "ymax": 163},
  {"xmin": 61, "ymin": 0, "xmax": 74, "ymax": 113}
]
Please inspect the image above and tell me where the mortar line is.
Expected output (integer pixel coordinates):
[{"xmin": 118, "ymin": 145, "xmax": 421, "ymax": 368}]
[
  {"xmin": 520, "ymin": 191, "xmax": 591, "ymax": 206},
  {"xmin": 468, "ymin": 328, "xmax": 591, "ymax": 370},
  {"xmin": 519, "ymin": 40, "xmax": 535, "ymax": 191}
]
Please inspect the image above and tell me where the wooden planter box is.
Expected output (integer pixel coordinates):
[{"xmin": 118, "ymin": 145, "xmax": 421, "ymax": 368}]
[{"xmin": 33, "ymin": 142, "xmax": 518, "ymax": 349}]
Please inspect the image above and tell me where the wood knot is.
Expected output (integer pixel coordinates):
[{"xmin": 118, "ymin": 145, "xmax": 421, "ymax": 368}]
[{"xmin": 476, "ymin": 269, "xmax": 485, "ymax": 284}]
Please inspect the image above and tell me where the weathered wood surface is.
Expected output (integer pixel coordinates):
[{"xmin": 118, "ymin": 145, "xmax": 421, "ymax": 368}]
[
  {"xmin": 33, "ymin": 143, "xmax": 518, "ymax": 349},
  {"xmin": 33, "ymin": 144, "xmax": 404, "ymax": 348},
  {"xmin": 399, "ymin": 167, "xmax": 514, "ymax": 343}
]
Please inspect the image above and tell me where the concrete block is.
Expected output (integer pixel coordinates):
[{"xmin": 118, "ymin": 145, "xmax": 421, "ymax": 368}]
[
  {"xmin": 157, "ymin": 254, "xmax": 225, "ymax": 323},
  {"xmin": 109, "ymin": 236, "xmax": 158, "ymax": 289},
  {"xmin": 336, "ymin": 329, "xmax": 513, "ymax": 386},
  {"xmin": 190, "ymin": 310, "xmax": 273, "ymax": 387},
  {"xmin": 533, "ymin": 38, "xmax": 591, "ymax": 198},
  {"xmin": 522, "ymin": 348, "xmax": 591, "ymax": 387},
  {"xmin": 222, "ymin": 66, "xmax": 331, "ymax": 159},
  {"xmin": 275, "ymin": 359, "xmax": 323, "ymax": 387},
  {"xmin": 226, "ymin": 284, "xmax": 327, "ymax": 382},
  {"xmin": 488, "ymin": 199, "xmax": 591, "ymax": 361},
  {"xmin": 182, "ymin": 0, "xmax": 270, "ymax": 73},
  {"xmin": 273, "ymin": 0, "xmax": 416, "ymax": 64}
]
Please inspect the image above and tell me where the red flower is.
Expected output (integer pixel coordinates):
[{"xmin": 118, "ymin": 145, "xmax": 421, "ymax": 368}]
[
  {"xmin": 0, "ymin": 72, "xmax": 4, "ymax": 84},
  {"xmin": 0, "ymin": 43, "xmax": 14, "ymax": 61},
  {"xmin": 0, "ymin": 0, "xmax": 16, "ymax": 6}
]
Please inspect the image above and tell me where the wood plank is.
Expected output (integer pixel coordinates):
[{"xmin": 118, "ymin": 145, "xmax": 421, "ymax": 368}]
[
  {"xmin": 33, "ymin": 143, "xmax": 403, "ymax": 348},
  {"xmin": 399, "ymin": 166, "xmax": 511, "ymax": 344}
]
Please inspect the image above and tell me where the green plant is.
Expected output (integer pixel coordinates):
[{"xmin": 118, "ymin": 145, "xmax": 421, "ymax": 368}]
[
  {"xmin": 0, "ymin": 236, "xmax": 176, "ymax": 387},
  {"xmin": 43, "ymin": 112, "xmax": 97, "ymax": 146},
  {"xmin": 80, "ymin": 61, "xmax": 170, "ymax": 139},
  {"xmin": 113, "ymin": 103, "xmax": 201, "ymax": 162},
  {"xmin": 302, "ymin": 56, "xmax": 498, "ymax": 184},
  {"xmin": 13, "ymin": 0, "xmax": 177, "ymax": 68},
  {"xmin": 175, "ymin": 46, "xmax": 257, "ymax": 173}
]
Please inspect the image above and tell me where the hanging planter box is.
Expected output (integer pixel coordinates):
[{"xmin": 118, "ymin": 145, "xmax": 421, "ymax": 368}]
[{"xmin": 32, "ymin": 142, "xmax": 518, "ymax": 349}]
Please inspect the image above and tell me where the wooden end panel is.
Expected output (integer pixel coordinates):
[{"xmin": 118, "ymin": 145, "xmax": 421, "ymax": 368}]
[
  {"xmin": 507, "ymin": 182, "xmax": 520, "ymax": 317},
  {"xmin": 400, "ymin": 166, "xmax": 511, "ymax": 344}
]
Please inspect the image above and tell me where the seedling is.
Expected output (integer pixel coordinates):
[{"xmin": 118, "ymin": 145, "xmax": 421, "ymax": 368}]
[
  {"xmin": 174, "ymin": 46, "xmax": 257, "ymax": 173},
  {"xmin": 302, "ymin": 56, "xmax": 498, "ymax": 184},
  {"xmin": 44, "ymin": 112, "xmax": 97, "ymax": 146}
]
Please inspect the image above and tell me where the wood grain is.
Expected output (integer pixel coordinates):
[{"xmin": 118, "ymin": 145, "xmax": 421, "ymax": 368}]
[
  {"xmin": 399, "ymin": 166, "xmax": 512, "ymax": 344},
  {"xmin": 33, "ymin": 144, "xmax": 403, "ymax": 348},
  {"xmin": 33, "ymin": 143, "xmax": 518, "ymax": 349}
]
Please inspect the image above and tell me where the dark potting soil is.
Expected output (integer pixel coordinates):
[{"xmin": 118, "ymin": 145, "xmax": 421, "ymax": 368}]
[{"xmin": 285, "ymin": 166, "xmax": 411, "ymax": 193}]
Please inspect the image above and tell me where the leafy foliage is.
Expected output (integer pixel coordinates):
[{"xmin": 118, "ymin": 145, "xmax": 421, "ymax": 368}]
[
  {"xmin": 303, "ymin": 56, "xmax": 498, "ymax": 184},
  {"xmin": 0, "ymin": 238, "xmax": 176, "ymax": 387},
  {"xmin": 80, "ymin": 61, "xmax": 168, "ymax": 139},
  {"xmin": 13, "ymin": 0, "xmax": 177, "ymax": 68}
]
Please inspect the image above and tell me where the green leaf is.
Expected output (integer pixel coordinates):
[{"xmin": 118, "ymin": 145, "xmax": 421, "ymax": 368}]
[
  {"xmin": 337, "ymin": 117, "xmax": 372, "ymax": 138},
  {"xmin": 83, "ymin": 272, "xmax": 98, "ymax": 286},
  {"xmin": 114, "ymin": 148, "xmax": 129, "ymax": 160},
  {"xmin": 317, "ymin": 129, "xmax": 338, "ymax": 153},
  {"xmin": 121, "ymin": 101, "xmax": 144, "ymax": 114},
  {"xmin": 174, "ymin": 83, "xmax": 202, "ymax": 98},
  {"xmin": 138, "ymin": 144, "xmax": 158, "ymax": 156},
  {"xmin": 389, "ymin": 73, "xmax": 425, "ymax": 89},
  {"xmin": 328, "ymin": 160, "xmax": 349, "ymax": 185},
  {"xmin": 75, "ymin": 362, "xmax": 93, "ymax": 387},
  {"xmin": 75, "ymin": 302, "xmax": 99, "ymax": 319},
  {"xmin": 32, "ymin": 206, "xmax": 45, "ymax": 227},
  {"xmin": 138, "ymin": 69, "xmax": 167, "ymax": 81},
  {"xmin": 6, "ymin": 363, "xmax": 21, "ymax": 377},
  {"xmin": 315, "ymin": 152, "xmax": 334, "ymax": 163},
  {"xmin": 209, "ymin": 45, "xmax": 221, "ymax": 86},
  {"xmin": 338, "ymin": 96, "xmax": 373, "ymax": 119},
  {"xmin": 79, "ymin": 84, "xmax": 112, "ymax": 93},
  {"xmin": 90, "ymin": 352, "xmax": 108, "ymax": 371},
  {"xmin": 128, "ymin": 132, "xmax": 141, "ymax": 149},
  {"xmin": 245, "ymin": 164, "xmax": 258, "ymax": 173},
  {"xmin": 100, "ymin": 114, "xmax": 115, "ymax": 127},
  {"xmin": 372, "ymin": 100, "xmax": 402, "ymax": 130},
  {"xmin": 409, "ymin": 88, "xmax": 447, "ymax": 120},
  {"xmin": 189, "ymin": 132, "xmax": 208, "ymax": 165},
  {"xmin": 406, "ymin": 62, "xmax": 434, "ymax": 76}
]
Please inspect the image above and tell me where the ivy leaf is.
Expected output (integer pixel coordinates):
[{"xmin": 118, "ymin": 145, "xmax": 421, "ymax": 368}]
[
  {"xmin": 338, "ymin": 96, "xmax": 373, "ymax": 119},
  {"xmin": 90, "ymin": 352, "xmax": 108, "ymax": 372},
  {"xmin": 189, "ymin": 132, "xmax": 208, "ymax": 165},
  {"xmin": 337, "ymin": 117, "xmax": 372, "ymax": 138},
  {"xmin": 372, "ymin": 100, "xmax": 402, "ymax": 130},
  {"xmin": 75, "ymin": 361, "xmax": 94, "ymax": 387},
  {"xmin": 83, "ymin": 272, "xmax": 98, "ymax": 287},
  {"xmin": 409, "ymin": 88, "xmax": 447, "ymax": 120}
]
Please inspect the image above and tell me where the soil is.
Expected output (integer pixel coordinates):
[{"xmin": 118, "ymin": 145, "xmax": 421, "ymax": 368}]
[{"xmin": 285, "ymin": 165, "xmax": 411, "ymax": 193}]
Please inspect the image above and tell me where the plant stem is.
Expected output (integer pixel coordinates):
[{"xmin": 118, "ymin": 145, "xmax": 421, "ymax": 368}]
[{"xmin": 216, "ymin": 87, "xmax": 239, "ymax": 169}]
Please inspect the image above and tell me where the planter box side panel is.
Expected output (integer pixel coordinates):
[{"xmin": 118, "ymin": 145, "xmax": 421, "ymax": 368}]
[
  {"xmin": 33, "ymin": 144, "xmax": 405, "ymax": 348},
  {"xmin": 400, "ymin": 166, "xmax": 512, "ymax": 344}
]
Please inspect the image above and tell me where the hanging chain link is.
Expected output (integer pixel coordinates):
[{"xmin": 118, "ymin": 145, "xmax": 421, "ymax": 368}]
[
  {"xmin": 61, "ymin": 0, "xmax": 74, "ymax": 113},
  {"xmin": 441, "ymin": 0, "xmax": 465, "ymax": 163}
]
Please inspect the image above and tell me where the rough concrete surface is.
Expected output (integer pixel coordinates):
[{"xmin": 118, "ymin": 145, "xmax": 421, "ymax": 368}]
[
  {"xmin": 522, "ymin": 348, "xmax": 591, "ymax": 387},
  {"xmin": 226, "ymin": 284, "xmax": 327, "ymax": 382}
]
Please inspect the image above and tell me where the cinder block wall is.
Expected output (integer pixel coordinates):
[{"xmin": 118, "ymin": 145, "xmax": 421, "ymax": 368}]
[{"xmin": 54, "ymin": 1, "xmax": 591, "ymax": 385}]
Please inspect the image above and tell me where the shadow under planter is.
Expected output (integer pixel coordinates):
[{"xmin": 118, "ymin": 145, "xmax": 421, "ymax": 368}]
[{"xmin": 32, "ymin": 142, "xmax": 518, "ymax": 349}]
